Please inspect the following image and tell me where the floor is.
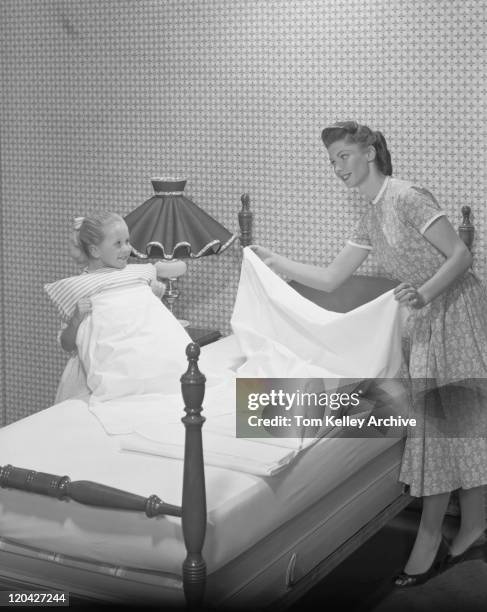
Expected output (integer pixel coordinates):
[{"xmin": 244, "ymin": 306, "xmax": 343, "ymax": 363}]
[
  {"xmin": 289, "ymin": 506, "xmax": 417, "ymax": 612},
  {"xmin": 291, "ymin": 505, "xmax": 487, "ymax": 612}
]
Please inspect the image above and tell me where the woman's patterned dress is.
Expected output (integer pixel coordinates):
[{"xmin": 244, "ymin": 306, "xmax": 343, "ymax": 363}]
[{"xmin": 350, "ymin": 177, "xmax": 487, "ymax": 496}]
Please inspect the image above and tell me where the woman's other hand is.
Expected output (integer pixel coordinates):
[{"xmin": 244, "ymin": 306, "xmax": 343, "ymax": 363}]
[
  {"xmin": 393, "ymin": 283, "xmax": 426, "ymax": 309},
  {"xmin": 249, "ymin": 245, "xmax": 284, "ymax": 273}
]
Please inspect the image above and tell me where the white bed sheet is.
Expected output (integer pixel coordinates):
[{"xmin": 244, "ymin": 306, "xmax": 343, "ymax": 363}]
[
  {"xmin": 0, "ymin": 336, "xmax": 404, "ymax": 576},
  {"xmin": 85, "ymin": 250, "xmax": 407, "ymax": 478}
]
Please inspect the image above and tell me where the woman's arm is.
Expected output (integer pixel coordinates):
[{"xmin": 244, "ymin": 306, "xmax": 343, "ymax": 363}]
[
  {"xmin": 251, "ymin": 243, "xmax": 369, "ymax": 292},
  {"xmin": 60, "ymin": 298, "xmax": 92, "ymax": 352},
  {"xmin": 394, "ymin": 217, "xmax": 473, "ymax": 307}
]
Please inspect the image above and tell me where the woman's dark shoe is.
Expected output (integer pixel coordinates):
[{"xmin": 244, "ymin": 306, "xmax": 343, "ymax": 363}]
[
  {"xmin": 443, "ymin": 529, "xmax": 487, "ymax": 569},
  {"xmin": 393, "ymin": 536, "xmax": 449, "ymax": 588}
]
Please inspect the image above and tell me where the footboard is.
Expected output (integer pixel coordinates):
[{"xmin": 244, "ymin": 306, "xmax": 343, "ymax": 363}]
[{"xmin": 0, "ymin": 343, "xmax": 207, "ymax": 608}]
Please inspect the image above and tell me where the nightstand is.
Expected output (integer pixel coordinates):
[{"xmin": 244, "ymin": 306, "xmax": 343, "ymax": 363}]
[{"xmin": 186, "ymin": 327, "xmax": 222, "ymax": 347}]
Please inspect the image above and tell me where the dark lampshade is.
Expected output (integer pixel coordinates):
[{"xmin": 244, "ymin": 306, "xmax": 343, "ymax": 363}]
[{"xmin": 125, "ymin": 178, "xmax": 237, "ymax": 260}]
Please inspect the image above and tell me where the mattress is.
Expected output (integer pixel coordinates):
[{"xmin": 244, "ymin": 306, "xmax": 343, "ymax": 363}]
[{"xmin": 0, "ymin": 335, "xmax": 404, "ymax": 579}]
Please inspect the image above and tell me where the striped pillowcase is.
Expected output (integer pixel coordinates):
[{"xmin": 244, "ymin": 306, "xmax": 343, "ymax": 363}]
[{"xmin": 45, "ymin": 263, "xmax": 156, "ymax": 321}]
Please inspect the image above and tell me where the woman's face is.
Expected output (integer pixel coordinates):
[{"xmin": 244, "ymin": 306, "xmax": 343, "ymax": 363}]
[{"xmin": 327, "ymin": 138, "xmax": 373, "ymax": 189}]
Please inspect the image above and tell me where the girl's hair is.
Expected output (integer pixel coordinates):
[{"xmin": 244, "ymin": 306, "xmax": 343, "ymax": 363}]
[
  {"xmin": 71, "ymin": 211, "xmax": 125, "ymax": 264},
  {"xmin": 321, "ymin": 121, "xmax": 393, "ymax": 176}
]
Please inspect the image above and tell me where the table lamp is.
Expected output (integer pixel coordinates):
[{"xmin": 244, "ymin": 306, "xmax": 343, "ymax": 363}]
[{"xmin": 125, "ymin": 178, "xmax": 237, "ymax": 320}]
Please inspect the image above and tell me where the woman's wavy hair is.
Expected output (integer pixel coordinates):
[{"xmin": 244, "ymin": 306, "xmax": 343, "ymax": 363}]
[
  {"xmin": 71, "ymin": 211, "xmax": 125, "ymax": 265},
  {"xmin": 321, "ymin": 121, "xmax": 393, "ymax": 176}
]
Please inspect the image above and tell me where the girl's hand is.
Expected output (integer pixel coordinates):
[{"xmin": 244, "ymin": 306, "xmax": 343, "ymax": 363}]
[
  {"xmin": 150, "ymin": 279, "xmax": 166, "ymax": 299},
  {"xmin": 73, "ymin": 297, "xmax": 93, "ymax": 322},
  {"xmin": 249, "ymin": 245, "xmax": 284, "ymax": 274},
  {"xmin": 393, "ymin": 283, "xmax": 426, "ymax": 309}
]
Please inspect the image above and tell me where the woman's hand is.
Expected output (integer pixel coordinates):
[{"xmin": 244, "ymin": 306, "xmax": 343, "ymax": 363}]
[
  {"xmin": 393, "ymin": 283, "xmax": 426, "ymax": 309},
  {"xmin": 249, "ymin": 245, "xmax": 284, "ymax": 274}
]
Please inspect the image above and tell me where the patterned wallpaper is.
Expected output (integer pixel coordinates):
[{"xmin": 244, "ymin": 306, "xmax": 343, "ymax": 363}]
[{"xmin": 0, "ymin": 0, "xmax": 485, "ymax": 423}]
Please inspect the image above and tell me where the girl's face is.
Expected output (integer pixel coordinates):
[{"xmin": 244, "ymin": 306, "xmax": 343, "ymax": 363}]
[
  {"xmin": 327, "ymin": 138, "xmax": 374, "ymax": 189},
  {"xmin": 90, "ymin": 220, "xmax": 132, "ymax": 269}
]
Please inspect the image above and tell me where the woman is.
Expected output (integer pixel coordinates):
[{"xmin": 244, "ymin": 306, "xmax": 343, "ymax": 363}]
[{"xmin": 252, "ymin": 121, "xmax": 487, "ymax": 587}]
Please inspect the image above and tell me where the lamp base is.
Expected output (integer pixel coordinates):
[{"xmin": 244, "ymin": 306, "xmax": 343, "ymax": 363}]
[{"xmin": 155, "ymin": 259, "xmax": 188, "ymax": 322}]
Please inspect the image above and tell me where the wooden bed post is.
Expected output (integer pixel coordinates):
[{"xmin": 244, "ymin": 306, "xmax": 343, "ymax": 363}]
[
  {"xmin": 458, "ymin": 205, "xmax": 474, "ymax": 251},
  {"xmin": 238, "ymin": 193, "xmax": 252, "ymax": 246},
  {"xmin": 181, "ymin": 343, "xmax": 207, "ymax": 608}
]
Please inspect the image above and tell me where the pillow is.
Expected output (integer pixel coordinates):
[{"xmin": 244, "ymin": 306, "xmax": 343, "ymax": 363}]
[{"xmin": 44, "ymin": 263, "xmax": 156, "ymax": 321}]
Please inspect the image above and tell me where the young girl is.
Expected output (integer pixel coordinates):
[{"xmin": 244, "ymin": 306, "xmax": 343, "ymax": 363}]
[
  {"xmin": 252, "ymin": 121, "xmax": 487, "ymax": 587},
  {"xmin": 48, "ymin": 211, "xmax": 166, "ymax": 402}
]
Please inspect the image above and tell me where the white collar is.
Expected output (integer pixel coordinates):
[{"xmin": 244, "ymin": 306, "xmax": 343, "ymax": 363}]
[{"xmin": 372, "ymin": 176, "xmax": 390, "ymax": 204}]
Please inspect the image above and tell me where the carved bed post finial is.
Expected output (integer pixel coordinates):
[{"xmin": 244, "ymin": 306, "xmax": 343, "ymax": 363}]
[
  {"xmin": 458, "ymin": 205, "xmax": 474, "ymax": 251},
  {"xmin": 238, "ymin": 193, "xmax": 253, "ymax": 247},
  {"xmin": 180, "ymin": 343, "xmax": 207, "ymax": 607}
]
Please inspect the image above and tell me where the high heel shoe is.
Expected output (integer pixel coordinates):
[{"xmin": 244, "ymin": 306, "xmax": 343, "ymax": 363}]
[
  {"xmin": 443, "ymin": 529, "xmax": 487, "ymax": 569},
  {"xmin": 393, "ymin": 536, "xmax": 449, "ymax": 588}
]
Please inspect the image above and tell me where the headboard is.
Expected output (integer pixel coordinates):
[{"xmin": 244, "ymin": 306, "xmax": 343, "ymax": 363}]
[
  {"xmin": 238, "ymin": 196, "xmax": 474, "ymax": 313},
  {"xmin": 288, "ymin": 276, "xmax": 398, "ymax": 313}
]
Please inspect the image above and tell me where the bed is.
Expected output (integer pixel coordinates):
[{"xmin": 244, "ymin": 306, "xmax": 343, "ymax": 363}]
[{"xmin": 0, "ymin": 200, "xmax": 474, "ymax": 609}]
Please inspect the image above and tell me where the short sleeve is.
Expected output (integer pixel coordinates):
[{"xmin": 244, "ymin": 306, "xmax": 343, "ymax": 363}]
[
  {"xmin": 347, "ymin": 213, "xmax": 373, "ymax": 250},
  {"xmin": 135, "ymin": 262, "xmax": 157, "ymax": 284},
  {"xmin": 402, "ymin": 187, "xmax": 446, "ymax": 234},
  {"xmin": 147, "ymin": 262, "xmax": 157, "ymax": 281}
]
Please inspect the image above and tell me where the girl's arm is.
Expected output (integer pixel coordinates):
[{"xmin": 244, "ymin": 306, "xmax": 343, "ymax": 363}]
[
  {"xmin": 251, "ymin": 243, "xmax": 369, "ymax": 292},
  {"xmin": 394, "ymin": 217, "xmax": 473, "ymax": 307},
  {"xmin": 60, "ymin": 298, "xmax": 92, "ymax": 353}
]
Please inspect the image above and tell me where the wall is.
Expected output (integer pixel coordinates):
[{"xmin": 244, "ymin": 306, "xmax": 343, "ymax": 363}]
[
  {"xmin": 0, "ymin": 134, "xmax": 4, "ymax": 426},
  {"xmin": 0, "ymin": 0, "xmax": 485, "ymax": 423}
]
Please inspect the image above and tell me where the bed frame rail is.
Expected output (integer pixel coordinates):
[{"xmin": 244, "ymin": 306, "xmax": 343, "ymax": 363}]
[
  {"xmin": 0, "ymin": 466, "xmax": 182, "ymax": 517},
  {"xmin": 0, "ymin": 342, "xmax": 207, "ymax": 609}
]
